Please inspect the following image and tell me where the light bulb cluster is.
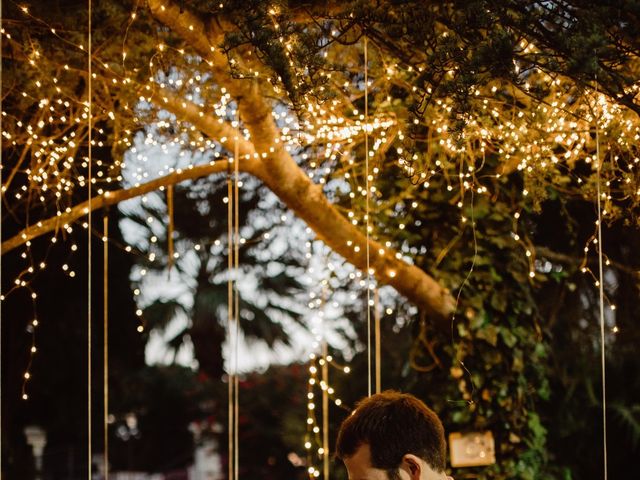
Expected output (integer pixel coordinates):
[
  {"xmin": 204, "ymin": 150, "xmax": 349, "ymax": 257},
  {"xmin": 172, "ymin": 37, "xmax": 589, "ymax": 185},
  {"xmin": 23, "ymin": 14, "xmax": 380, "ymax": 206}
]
[
  {"xmin": 4, "ymin": 230, "xmax": 79, "ymax": 400},
  {"xmin": 304, "ymin": 351, "xmax": 349, "ymax": 479},
  {"xmin": 20, "ymin": 286, "xmax": 39, "ymax": 401},
  {"xmin": 7, "ymin": 3, "xmax": 638, "ymax": 272},
  {"xmin": 5, "ymin": 3, "xmax": 640, "ymax": 222},
  {"xmin": 579, "ymin": 231, "xmax": 618, "ymax": 330},
  {"xmin": 301, "ymin": 227, "xmax": 402, "ymax": 479}
]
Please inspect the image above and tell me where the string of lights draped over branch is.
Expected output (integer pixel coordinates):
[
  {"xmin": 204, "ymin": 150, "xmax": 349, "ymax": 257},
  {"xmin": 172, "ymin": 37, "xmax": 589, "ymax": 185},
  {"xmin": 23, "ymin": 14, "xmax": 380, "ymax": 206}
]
[
  {"xmin": 2, "ymin": 0, "xmax": 467, "ymax": 326},
  {"xmin": 0, "ymin": 0, "xmax": 636, "ymax": 286},
  {"xmin": 0, "ymin": 3, "xmax": 632, "ymax": 368}
]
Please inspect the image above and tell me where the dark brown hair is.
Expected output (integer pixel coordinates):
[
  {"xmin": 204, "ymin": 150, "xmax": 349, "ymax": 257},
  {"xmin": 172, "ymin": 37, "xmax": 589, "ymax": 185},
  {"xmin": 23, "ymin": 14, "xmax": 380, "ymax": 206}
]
[{"xmin": 335, "ymin": 391, "xmax": 447, "ymax": 475}]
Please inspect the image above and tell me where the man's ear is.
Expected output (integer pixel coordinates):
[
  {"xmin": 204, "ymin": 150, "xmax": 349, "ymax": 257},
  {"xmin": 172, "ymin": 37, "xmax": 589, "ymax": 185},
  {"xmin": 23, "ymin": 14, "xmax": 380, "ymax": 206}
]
[{"xmin": 401, "ymin": 454, "xmax": 422, "ymax": 480}]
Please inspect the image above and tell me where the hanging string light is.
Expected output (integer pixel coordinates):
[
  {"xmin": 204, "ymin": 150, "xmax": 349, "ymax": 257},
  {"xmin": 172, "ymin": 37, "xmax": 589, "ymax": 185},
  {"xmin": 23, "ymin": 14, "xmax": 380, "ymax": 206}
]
[
  {"xmin": 0, "ymin": 0, "xmax": 3, "ymax": 465},
  {"xmin": 103, "ymin": 213, "xmax": 110, "ymax": 480},
  {"xmin": 226, "ymin": 111, "xmax": 241, "ymax": 480},
  {"xmin": 321, "ymin": 335, "xmax": 329, "ymax": 480},
  {"xmin": 304, "ymin": 345, "xmax": 350, "ymax": 479},
  {"xmin": 594, "ymin": 76, "xmax": 609, "ymax": 480},
  {"xmin": 374, "ymin": 287, "xmax": 381, "ymax": 394},
  {"xmin": 87, "ymin": 1, "xmax": 94, "ymax": 478},
  {"xmin": 20, "ymin": 287, "xmax": 39, "ymax": 401},
  {"xmin": 167, "ymin": 184, "xmax": 175, "ymax": 273},
  {"xmin": 233, "ymin": 113, "xmax": 241, "ymax": 480},
  {"xmin": 363, "ymin": 34, "xmax": 373, "ymax": 399},
  {"xmin": 226, "ymin": 147, "xmax": 235, "ymax": 480},
  {"xmin": 302, "ymin": 238, "xmax": 353, "ymax": 480}
]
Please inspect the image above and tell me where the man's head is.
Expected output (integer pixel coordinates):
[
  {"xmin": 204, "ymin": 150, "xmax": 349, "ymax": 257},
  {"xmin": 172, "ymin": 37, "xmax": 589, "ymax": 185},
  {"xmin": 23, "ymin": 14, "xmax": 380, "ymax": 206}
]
[{"xmin": 335, "ymin": 391, "xmax": 448, "ymax": 480}]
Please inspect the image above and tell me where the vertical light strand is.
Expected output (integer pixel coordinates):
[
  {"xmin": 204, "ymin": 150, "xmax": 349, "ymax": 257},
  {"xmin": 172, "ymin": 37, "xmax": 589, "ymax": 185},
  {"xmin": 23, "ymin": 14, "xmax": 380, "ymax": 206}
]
[
  {"xmin": 87, "ymin": 1, "xmax": 93, "ymax": 478},
  {"xmin": 226, "ymin": 157, "xmax": 234, "ymax": 480},
  {"xmin": 233, "ymin": 121, "xmax": 240, "ymax": 480},
  {"xmin": 321, "ymin": 339, "xmax": 329, "ymax": 480},
  {"xmin": 167, "ymin": 185, "xmax": 174, "ymax": 274},
  {"xmin": 374, "ymin": 288, "xmax": 381, "ymax": 394},
  {"xmin": 0, "ymin": 0, "xmax": 4, "ymax": 472},
  {"xmin": 103, "ymin": 215, "xmax": 109, "ymax": 480},
  {"xmin": 594, "ymin": 87, "xmax": 608, "ymax": 480},
  {"xmin": 364, "ymin": 35, "xmax": 372, "ymax": 398}
]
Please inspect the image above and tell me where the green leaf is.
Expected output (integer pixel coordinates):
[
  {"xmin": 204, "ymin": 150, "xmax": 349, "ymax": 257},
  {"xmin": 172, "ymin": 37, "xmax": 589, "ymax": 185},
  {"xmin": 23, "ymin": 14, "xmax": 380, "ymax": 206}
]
[
  {"xmin": 500, "ymin": 328, "xmax": 518, "ymax": 348},
  {"xmin": 476, "ymin": 324, "xmax": 499, "ymax": 346}
]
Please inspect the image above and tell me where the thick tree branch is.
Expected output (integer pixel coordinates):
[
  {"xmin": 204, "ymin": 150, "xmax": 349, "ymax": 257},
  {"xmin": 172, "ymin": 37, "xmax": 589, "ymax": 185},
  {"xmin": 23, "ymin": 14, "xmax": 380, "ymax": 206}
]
[
  {"xmin": 147, "ymin": 85, "xmax": 258, "ymax": 161},
  {"xmin": 147, "ymin": 0, "xmax": 288, "ymax": 158},
  {"xmin": 1, "ymin": 160, "xmax": 233, "ymax": 255},
  {"xmin": 147, "ymin": 0, "xmax": 456, "ymax": 321}
]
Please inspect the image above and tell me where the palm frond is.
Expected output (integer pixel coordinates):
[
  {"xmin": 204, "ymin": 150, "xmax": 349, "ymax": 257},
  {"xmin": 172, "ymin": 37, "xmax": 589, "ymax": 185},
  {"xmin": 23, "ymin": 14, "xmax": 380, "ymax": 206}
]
[{"xmin": 142, "ymin": 298, "xmax": 187, "ymax": 332}]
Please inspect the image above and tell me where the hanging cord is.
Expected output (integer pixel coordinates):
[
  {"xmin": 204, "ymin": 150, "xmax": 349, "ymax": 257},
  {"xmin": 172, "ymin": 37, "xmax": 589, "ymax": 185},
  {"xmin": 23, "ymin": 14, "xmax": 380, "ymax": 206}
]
[
  {"xmin": 447, "ymin": 187, "xmax": 478, "ymax": 407},
  {"xmin": 594, "ymin": 78, "xmax": 608, "ymax": 480},
  {"xmin": 226, "ymin": 116, "xmax": 241, "ymax": 480},
  {"xmin": 87, "ymin": 1, "xmax": 93, "ymax": 478},
  {"xmin": 103, "ymin": 215, "xmax": 109, "ymax": 480},
  {"xmin": 374, "ymin": 288, "xmax": 381, "ymax": 394},
  {"xmin": 364, "ymin": 35, "xmax": 373, "ymax": 398},
  {"xmin": 321, "ymin": 336, "xmax": 329, "ymax": 480},
  {"xmin": 318, "ymin": 285, "xmax": 329, "ymax": 480},
  {"xmin": 0, "ymin": 0, "xmax": 3, "ymax": 473},
  {"xmin": 167, "ymin": 185, "xmax": 175, "ymax": 274},
  {"xmin": 226, "ymin": 156, "xmax": 235, "ymax": 480},
  {"xmin": 233, "ymin": 119, "xmax": 240, "ymax": 480}
]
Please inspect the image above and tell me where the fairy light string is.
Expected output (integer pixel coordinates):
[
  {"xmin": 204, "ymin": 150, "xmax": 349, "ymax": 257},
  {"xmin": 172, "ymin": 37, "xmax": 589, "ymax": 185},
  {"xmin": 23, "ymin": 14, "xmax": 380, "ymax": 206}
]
[
  {"xmin": 233, "ymin": 114, "xmax": 240, "ymax": 480},
  {"xmin": 20, "ymin": 286, "xmax": 39, "ymax": 401},
  {"xmin": 319, "ymin": 284, "xmax": 330, "ymax": 480},
  {"xmin": 594, "ymin": 76, "xmax": 609, "ymax": 480},
  {"xmin": 226, "ymin": 154, "xmax": 234, "ymax": 480},
  {"xmin": 364, "ymin": 34, "xmax": 372, "ymax": 398},
  {"xmin": 321, "ymin": 337, "xmax": 329, "ymax": 480},
  {"xmin": 374, "ymin": 287, "xmax": 381, "ymax": 394},
  {"xmin": 0, "ymin": 0, "xmax": 3, "ymax": 467},
  {"xmin": 103, "ymin": 214, "xmax": 109, "ymax": 480},
  {"xmin": 225, "ymin": 112, "xmax": 241, "ymax": 480},
  {"xmin": 167, "ymin": 184, "xmax": 174, "ymax": 273},
  {"xmin": 303, "ymin": 265, "xmax": 350, "ymax": 480},
  {"xmin": 447, "ymin": 184, "xmax": 478, "ymax": 407}
]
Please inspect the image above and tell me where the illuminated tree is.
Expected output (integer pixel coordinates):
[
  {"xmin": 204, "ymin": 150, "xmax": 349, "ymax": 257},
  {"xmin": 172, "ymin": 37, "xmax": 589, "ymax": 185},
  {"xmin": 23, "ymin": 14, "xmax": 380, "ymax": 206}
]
[{"xmin": 2, "ymin": 1, "xmax": 640, "ymax": 478}]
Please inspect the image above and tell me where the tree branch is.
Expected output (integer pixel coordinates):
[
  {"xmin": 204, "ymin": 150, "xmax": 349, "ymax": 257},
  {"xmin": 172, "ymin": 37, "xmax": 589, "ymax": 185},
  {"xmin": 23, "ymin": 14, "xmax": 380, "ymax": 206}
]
[
  {"xmin": 146, "ymin": 84, "xmax": 258, "ymax": 162},
  {"xmin": 147, "ymin": 0, "xmax": 456, "ymax": 322},
  {"xmin": 1, "ymin": 160, "xmax": 233, "ymax": 255},
  {"xmin": 536, "ymin": 246, "xmax": 640, "ymax": 278}
]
